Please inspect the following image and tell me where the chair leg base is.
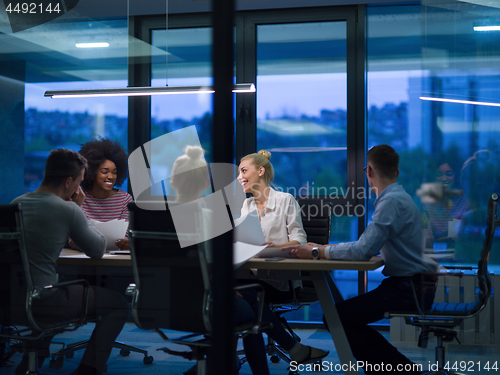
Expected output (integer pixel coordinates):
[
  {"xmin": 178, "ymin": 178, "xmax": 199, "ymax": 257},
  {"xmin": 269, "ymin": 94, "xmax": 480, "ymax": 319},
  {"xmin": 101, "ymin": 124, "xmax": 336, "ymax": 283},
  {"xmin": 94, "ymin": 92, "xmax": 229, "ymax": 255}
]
[
  {"xmin": 50, "ymin": 340, "xmax": 153, "ymax": 366},
  {"xmin": 267, "ymin": 345, "xmax": 291, "ymax": 364}
]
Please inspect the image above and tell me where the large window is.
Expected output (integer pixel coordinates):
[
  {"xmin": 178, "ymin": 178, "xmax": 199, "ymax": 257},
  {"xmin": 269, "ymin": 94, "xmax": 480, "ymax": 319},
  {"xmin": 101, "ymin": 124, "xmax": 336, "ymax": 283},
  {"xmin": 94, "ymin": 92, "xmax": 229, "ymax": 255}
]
[
  {"xmin": 256, "ymin": 21, "xmax": 348, "ymax": 197},
  {"xmin": 149, "ymin": 27, "xmax": 214, "ymax": 197},
  {"xmin": 4, "ymin": 2, "xmax": 499, "ymax": 327},
  {"xmin": 0, "ymin": 19, "xmax": 129, "ymax": 195}
]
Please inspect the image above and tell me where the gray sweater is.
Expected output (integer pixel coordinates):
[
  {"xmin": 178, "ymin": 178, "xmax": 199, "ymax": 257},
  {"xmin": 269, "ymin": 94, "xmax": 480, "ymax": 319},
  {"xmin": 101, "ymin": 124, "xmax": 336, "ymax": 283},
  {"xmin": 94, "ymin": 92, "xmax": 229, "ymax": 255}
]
[{"xmin": 11, "ymin": 192, "xmax": 106, "ymax": 289}]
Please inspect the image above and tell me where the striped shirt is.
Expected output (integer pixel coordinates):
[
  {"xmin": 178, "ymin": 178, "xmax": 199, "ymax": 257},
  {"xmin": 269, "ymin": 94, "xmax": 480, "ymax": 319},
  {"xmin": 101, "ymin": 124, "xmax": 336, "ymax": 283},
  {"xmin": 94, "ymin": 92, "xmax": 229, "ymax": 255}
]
[{"xmin": 81, "ymin": 189, "xmax": 133, "ymax": 223}]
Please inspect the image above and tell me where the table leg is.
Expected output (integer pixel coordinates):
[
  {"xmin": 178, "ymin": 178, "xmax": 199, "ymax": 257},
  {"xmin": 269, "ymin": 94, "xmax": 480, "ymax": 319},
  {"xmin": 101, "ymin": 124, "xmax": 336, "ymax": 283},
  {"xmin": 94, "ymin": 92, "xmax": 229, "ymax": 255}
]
[
  {"xmin": 311, "ymin": 270, "xmax": 359, "ymax": 375},
  {"xmin": 357, "ymin": 270, "xmax": 367, "ymax": 295}
]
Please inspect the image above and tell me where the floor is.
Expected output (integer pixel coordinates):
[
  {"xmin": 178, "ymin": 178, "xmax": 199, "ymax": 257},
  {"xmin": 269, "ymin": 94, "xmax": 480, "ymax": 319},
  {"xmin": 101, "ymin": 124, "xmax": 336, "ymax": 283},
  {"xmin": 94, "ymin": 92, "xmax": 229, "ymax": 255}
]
[{"xmin": 1, "ymin": 322, "xmax": 499, "ymax": 375}]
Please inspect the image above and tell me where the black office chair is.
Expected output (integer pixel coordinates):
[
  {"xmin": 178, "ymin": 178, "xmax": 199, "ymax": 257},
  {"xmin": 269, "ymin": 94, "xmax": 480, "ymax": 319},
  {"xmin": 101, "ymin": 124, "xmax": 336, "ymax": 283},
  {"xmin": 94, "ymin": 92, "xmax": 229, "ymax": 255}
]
[
  {"xmin": 263, "ymin": 199, "xmax": 332, "ymax": 365},
  {"xmin": 0, "ymin": 203, "xmax": 89, "ymax": 375},
  {"xmin": 126, "ymin": 201, "xmax": 269, "ymax": 375},
  {"xmin": 386, "ymin": 193, "xmax": 498, "ymax": 375}
]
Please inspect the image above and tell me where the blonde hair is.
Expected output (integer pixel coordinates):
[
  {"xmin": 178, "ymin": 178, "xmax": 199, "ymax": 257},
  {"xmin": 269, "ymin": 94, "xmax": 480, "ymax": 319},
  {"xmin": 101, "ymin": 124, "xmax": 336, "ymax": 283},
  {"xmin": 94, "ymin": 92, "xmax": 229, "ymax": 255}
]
[
  {"xmin": 240, "ymin": 150, "xmax": 274, "ymax": 185},
  {"xmin": 171, "ymin": 146, "xmax": 209, "ymax": 196}
]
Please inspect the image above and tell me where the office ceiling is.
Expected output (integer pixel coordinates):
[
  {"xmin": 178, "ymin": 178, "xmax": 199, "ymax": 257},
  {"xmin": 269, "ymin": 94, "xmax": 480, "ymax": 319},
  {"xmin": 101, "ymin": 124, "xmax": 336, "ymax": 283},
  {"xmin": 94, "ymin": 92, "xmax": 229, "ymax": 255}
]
[{"xmin": 0, "ymin": 0, "xmax": 499, "ymax": 84}]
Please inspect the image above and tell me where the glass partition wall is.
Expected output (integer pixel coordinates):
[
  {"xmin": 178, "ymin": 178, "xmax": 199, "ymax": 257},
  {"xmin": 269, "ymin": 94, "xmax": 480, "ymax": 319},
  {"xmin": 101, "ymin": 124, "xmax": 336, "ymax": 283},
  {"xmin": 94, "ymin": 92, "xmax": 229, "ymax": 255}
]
[
  {"xmin": 367, "ymin": 2, "xmax": 500, "ymax": 268},
  {"xmin": 1, "ymin": 1, "xmax": 499, "ymax": 325}
]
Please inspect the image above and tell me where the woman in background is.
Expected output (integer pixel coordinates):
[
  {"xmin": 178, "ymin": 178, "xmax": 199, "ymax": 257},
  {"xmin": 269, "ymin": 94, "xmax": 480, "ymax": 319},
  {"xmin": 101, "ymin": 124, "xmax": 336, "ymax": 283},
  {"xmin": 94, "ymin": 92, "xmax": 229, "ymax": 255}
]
[
  {"xmin": 422, "ymin": 161, "xmax": 468, "ymax": 248},
  {"xmin": 75, "ymin": 138, "xmax": 132, "ymax": 250}
]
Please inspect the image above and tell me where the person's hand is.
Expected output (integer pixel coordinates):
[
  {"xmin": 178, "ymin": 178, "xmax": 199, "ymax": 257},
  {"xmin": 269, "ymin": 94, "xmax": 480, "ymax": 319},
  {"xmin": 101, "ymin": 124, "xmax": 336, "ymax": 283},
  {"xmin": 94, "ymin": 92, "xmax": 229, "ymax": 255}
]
[
  {"xmin": 115, "ymin": 238, "xmax": 130, "ymax": 250},
  {"xmin": 70, "ymin": 187, "xmax": 86, "ymax": 206},
  {"xmin": 281, "ymin": 244, "xmax": 314, "ymax": 259},
  {"xmin": 262, "ymin": 242, "xmax": 278, "ymax": 248}
]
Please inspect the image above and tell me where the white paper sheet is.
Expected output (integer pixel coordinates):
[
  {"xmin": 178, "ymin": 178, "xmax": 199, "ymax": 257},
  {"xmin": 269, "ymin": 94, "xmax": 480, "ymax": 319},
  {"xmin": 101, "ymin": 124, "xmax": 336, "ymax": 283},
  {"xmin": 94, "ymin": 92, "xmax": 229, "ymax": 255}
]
[
  {"xmin": 233, "ymin": 242, "xmax": 267, "ymax": 269},
  {"xmin": 89, "ymin": 219, "xmax": 128, "ymax": 251},
  {"xmin": 233, "ymin": 212, "xmax": 265, "ymax": 246}
]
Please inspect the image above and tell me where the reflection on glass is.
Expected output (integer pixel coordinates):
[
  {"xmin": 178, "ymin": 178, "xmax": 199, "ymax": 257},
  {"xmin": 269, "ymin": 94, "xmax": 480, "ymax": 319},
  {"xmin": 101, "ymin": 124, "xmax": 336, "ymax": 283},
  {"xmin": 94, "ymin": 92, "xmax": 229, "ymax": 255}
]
[
  {"xmin": 367, "ymin": 4, "xmax": 500, "ymax": 266},
  {"xmin": 18, "ymin": 19, "xmax": 128, "ymax": 193},
  {"xmin": 256, "ymin": 22, "xmax": 348, "ymax": 196},
  {"xmin": 150, "ymin": 28, "xmax": 214, "ymax": 197}
]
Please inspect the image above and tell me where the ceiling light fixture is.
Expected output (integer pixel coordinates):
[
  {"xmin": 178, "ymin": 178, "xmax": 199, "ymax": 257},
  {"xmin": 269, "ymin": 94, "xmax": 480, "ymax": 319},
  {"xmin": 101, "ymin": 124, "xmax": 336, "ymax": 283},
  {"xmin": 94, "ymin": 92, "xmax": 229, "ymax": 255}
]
[
  {"xmin": 46, "ymin": 0, "xmax": 255, "ymax": 99},
  {"xmin": 420, "ymin": 96, "xmax": 500, "ymax": 107},
  {"xmin": 75, "ymin": 42, "xmax": 110, "ymax": 48},
  {"xmin": 45, "ymin": 83, "xmax": 256, "ymax": 98},
  {"xmin": 473, "ymin": 25, "xmax": 500, "ymax": 31}
]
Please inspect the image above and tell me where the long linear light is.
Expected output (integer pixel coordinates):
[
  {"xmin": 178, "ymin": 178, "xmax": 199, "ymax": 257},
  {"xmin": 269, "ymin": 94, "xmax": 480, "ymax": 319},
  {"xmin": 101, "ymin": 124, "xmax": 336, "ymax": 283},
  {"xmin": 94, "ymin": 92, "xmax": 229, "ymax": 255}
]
[
  {"xmin": 473, "ymin": 25, "xmax": 500, "ymax": 32},
  {"xmin": 44, "ymin": 83, "xmax": 256, "ymax": 98},
  {"xmin": 420, "ymin": 96, "xmax": 500, "ymax": 107}
]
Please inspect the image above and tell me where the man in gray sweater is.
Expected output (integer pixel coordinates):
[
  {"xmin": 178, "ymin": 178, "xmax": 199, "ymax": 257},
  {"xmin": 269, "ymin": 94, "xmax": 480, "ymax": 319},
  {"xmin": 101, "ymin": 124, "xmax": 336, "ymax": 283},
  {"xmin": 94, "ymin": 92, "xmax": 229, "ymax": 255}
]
[{"xmin": 12, "ymin": 148, "xmax": 128, "ymax": 375}]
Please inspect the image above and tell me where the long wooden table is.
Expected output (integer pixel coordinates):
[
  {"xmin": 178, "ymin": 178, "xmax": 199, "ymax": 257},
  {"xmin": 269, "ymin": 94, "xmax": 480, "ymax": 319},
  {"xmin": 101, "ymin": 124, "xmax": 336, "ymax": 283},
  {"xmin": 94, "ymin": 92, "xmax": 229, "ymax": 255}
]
[{"xmin": 58, "ymin": 249, "xmax": 383, "ymax": 375}]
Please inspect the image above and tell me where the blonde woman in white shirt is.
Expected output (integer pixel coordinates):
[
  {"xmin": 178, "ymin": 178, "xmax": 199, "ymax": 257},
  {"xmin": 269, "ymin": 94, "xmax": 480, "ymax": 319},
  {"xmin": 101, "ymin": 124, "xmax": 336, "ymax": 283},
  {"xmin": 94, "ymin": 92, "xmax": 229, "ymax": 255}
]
[
  {"xmin": 236, "ymin": 150, "xmax": 328, "ymax": 365},
  {"xmin": 238, "ymin": 150, "xmax": 307, "ymax": 249},
  {"xmin": 238, "ymin": 150, "xmax": 307, "ymax": 299}
]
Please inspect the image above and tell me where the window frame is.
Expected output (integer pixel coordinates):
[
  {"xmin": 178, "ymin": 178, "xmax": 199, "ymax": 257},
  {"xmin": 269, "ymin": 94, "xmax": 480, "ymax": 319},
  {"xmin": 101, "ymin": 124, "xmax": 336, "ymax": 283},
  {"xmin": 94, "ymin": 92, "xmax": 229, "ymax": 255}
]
[{"xmin": 130, "ymin": 7, "xmax": 368, "ymax": 262}]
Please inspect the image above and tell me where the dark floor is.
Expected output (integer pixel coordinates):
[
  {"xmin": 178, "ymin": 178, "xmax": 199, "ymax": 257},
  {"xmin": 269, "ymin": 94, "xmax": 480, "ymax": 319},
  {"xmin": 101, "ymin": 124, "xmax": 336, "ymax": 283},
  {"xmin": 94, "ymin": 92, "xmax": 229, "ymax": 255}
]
[{"xmin": 1, "ymin": 322, "xmax": 499, "ymax": 375}]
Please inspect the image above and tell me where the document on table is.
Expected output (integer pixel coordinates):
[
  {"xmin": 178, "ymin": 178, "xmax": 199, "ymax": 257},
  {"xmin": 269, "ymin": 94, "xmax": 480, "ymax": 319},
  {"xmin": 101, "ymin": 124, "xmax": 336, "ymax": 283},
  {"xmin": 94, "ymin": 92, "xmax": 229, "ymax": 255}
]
[
  {"xmin": 89, "ymin": 219, "xmax": 128, "ymax": 251},
  {"xmin": 233, "ymin": 212, "xmax": 265, "ymax": 245},
  {"xmin": 233, "ymin": 242, "xmax": 267, "ymax": 269},
  {"xmin": 232, "ymin": 212, "xmax": 295, "ymax": 268}
]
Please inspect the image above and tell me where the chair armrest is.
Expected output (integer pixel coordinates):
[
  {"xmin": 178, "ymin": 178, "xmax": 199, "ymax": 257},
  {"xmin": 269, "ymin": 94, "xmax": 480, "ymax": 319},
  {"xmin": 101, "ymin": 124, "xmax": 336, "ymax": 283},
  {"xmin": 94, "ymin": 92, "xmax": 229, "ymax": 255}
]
[
  {"xmin": 28, "ymin": 279, "xmax": 90, "ymax": 332},
  {"xmin": 234, "ymin": 283, "xmax": 267, "ymax": 334},
  {"xmin": 125, "ymin": 283, "xmax": 137, "ymax": 297},
  {"xmin": 407, "ymin": 273, "xmax": 442, "ymax": 316}
]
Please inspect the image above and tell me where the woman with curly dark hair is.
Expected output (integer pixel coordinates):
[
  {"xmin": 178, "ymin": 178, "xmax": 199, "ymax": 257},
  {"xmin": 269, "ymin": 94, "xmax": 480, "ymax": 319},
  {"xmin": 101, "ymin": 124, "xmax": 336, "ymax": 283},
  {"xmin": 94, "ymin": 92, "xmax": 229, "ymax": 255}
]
[{"xmin": 75, "ymin": 138, "xmax": 132, "ymax": 250}]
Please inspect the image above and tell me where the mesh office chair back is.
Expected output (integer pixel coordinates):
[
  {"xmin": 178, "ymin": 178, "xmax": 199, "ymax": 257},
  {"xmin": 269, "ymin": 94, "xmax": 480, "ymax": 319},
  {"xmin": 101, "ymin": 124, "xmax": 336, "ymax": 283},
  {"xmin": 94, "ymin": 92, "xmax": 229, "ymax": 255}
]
[
  {"xmin": 128, "ymin": 201, "xmax": 210, "ymax": 334},
  {"xmin": 386, "ymin": 193, "xmax": 499, "ymax": 375}
]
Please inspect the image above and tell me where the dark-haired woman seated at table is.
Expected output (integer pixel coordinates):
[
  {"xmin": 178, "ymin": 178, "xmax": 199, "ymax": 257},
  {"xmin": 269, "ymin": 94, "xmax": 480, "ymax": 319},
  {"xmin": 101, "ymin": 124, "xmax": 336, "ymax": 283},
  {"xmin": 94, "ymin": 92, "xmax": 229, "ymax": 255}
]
[{"xmin": 69, "ymin": 138, "xmax": 132, "ymax": 250}]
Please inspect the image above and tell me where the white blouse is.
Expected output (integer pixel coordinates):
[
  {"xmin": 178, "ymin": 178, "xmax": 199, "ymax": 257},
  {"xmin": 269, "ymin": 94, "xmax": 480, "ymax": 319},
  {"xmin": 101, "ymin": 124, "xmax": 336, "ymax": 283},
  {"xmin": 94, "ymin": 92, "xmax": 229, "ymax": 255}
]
[
  {"xmin": 241, "ymin": 189, "xmax": 307, "ymax": 292},
  {"xmin": 241, "ymin": 188, "xmax": 307, "ymax": 246}
]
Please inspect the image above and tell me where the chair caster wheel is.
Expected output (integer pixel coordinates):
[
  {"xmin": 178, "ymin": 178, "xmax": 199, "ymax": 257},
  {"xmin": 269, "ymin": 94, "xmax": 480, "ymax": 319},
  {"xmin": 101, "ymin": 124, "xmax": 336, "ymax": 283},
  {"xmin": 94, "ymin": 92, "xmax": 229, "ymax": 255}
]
[
  {"xmin": 143, "ymin": 356, "xmax": 154, "ymax": 365},
  {"xmin": 120, "ymin": 349, "xmax": 130, "ymax": 356},
  {"xmin": 49, "ymin": 355, "xmax": 64, "ymax": 369},
  {"xmin": 270, "ymin": 355, "xmax": 280, "ymax": 363},
  {"xmin": 65, "ymin": 351, "xmax": 75, "ymax": 358}
]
